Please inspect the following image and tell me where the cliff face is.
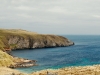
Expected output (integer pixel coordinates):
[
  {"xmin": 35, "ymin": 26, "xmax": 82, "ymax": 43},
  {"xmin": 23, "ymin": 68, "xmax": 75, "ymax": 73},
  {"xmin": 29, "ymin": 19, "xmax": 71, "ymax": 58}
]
[
  {"xmin": 8, "ymin": 36, "xmax": 30, "ymax": 49},
  {"xmin": 8, "ymin": 35, "xmax": 74, "ymax": 50}
]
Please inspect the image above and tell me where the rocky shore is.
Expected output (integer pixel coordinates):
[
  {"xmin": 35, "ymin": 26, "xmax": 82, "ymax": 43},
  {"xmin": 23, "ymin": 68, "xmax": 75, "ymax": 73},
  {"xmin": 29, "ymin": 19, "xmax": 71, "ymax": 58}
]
[
  {"xmin": 5, "ymin": 51, "xmax": 37, "ymax": 68},
  {"xmin": 1, "ymin": 65, "xmax": 100, "ymax": 75},
  {"xmin": 9, "ymin": 57, "xmax": 37, "ymax": 68}
]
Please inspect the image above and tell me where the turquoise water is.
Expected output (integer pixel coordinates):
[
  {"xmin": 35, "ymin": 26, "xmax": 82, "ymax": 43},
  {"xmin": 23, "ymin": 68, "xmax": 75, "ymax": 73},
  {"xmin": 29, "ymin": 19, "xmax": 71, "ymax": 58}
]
[{"xmin": 11, "ymin": 35, "xmax": 100, "ymax": 73}]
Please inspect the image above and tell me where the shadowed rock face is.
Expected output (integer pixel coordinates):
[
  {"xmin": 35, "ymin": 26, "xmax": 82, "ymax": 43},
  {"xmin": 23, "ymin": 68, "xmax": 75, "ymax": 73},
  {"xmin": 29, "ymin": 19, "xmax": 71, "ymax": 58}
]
[{"xmin": 8, "ymin": 35, "xmax": 74, "ymax": 50}]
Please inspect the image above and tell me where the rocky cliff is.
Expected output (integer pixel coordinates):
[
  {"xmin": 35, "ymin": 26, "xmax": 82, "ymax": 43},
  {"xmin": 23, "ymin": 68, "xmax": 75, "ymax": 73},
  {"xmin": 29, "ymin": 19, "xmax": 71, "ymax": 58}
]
[
  {"xmin": 8, "ymin": 35, "xmax": 74, "ymax": 50},
  {"xmin": 0, "ymin": 29, "xmax": 74, "ymax": 50}
]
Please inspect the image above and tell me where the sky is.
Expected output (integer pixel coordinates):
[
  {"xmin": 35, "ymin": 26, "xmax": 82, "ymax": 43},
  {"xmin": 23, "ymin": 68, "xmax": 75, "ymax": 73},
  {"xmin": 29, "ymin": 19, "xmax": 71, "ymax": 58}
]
[{"xmin": 0, "ymin": 0, "xmax": 100, "ymax": 35}]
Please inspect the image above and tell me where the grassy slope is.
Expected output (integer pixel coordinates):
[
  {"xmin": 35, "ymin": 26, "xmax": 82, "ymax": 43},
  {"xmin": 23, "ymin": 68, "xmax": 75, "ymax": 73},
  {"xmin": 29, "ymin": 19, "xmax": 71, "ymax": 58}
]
[{"xmin": 0, "ymin": 50, "xmax": 14, "ymax": 67}]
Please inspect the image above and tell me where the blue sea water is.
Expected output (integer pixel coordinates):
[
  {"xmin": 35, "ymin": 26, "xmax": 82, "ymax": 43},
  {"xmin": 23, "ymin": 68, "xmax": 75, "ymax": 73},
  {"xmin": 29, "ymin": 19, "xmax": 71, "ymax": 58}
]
[{"xmin": 11, "ymin": 35, "xmax": 100, "ymax": 73}]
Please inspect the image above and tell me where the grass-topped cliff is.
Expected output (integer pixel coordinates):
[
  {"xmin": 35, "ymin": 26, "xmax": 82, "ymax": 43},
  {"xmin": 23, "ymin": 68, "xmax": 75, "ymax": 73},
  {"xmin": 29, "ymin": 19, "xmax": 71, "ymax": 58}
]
[{"xmin": 0, "ymin": 29, "xmax": 74, "ymax": 50}]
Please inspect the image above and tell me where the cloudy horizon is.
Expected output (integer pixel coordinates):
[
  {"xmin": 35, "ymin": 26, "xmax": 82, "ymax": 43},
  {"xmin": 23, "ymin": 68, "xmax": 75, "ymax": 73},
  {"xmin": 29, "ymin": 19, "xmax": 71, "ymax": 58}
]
[{"xmin": 0, "ymin": 0, "xmax": 100, "ymax": 35}]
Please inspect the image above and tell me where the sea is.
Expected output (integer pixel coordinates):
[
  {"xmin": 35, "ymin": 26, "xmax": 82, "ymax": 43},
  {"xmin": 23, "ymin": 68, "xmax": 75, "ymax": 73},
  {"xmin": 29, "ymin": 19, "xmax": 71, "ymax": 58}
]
[{"xmin": 11, "ymin": 35, "xmax": 100, "ymax": 73}]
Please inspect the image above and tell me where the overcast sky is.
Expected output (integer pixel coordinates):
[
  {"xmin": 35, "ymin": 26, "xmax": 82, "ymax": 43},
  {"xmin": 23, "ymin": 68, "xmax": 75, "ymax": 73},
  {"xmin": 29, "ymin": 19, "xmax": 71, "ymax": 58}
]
[{"xmin": 0, "ymin": 0, "xmax": 100, "ymax": 35}]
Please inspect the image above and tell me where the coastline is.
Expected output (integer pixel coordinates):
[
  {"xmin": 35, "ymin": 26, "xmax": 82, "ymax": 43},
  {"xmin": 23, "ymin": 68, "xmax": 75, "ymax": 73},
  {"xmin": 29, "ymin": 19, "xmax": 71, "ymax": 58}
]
[
  {"xmin": 18, "ymin": 65, "xmax": 100, "ymax": 74},
  {"xmin": 1, "ymin": 65, "xmax": 100, "ymax": 75},
  {"xmin": 1, "ymin": 29, "xmax": 100, "ymax": 75}
]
